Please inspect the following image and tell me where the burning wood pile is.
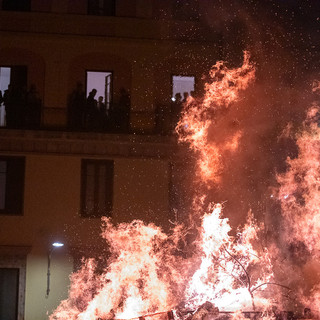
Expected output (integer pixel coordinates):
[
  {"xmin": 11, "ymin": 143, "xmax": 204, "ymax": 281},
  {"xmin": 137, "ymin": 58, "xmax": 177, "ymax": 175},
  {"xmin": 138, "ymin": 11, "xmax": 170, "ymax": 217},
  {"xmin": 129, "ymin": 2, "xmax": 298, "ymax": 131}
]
[
  {"xmin": 96, "ymin": 302, "xmax": 314, "ymax": 320},
  {"xmin": 50, "ymin": 53, "xmax": 320, "ymax": 320}
]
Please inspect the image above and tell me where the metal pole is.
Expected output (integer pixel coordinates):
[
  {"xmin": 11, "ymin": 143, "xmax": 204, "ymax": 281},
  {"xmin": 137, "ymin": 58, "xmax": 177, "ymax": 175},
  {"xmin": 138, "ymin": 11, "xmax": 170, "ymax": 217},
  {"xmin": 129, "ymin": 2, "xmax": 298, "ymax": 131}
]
[{"xmin": 46, "ymin": 251, "xmax": 52, "ymax": 298}]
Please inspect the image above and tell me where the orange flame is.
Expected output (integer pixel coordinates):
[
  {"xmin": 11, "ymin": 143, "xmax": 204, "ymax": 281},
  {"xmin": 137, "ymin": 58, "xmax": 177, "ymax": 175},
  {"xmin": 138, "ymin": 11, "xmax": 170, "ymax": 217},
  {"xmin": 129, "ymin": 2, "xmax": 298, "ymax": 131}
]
[
  {"xmin": 276, "ymin": 104, "xmax": 320, "ymax": 316},
  {"xmin": 176, "ymin": 51, "xmax": 255, "ymax": 184},
  {"xmin": 50, "ymin": 52, "xmax": 309, "ymax": 320},
  {"xmin": 50, "ymin": 219, "xmax": 187, "ymax": 319},
  {"xmin": 278, "ymin": 106, "xmax": 320, "ymax": 253},
  {"xmin": 50, "ymin": 208, "xmax": 275, "ymax": 319},
  {"xmin": 185, "ymin": 205, "xmax": 274, "ymax": 312}
]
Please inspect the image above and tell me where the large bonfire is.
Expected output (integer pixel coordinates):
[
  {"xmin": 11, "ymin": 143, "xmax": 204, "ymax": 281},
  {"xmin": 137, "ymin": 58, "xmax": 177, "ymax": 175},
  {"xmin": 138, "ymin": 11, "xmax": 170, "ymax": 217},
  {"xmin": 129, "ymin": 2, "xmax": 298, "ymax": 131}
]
[{"xmin": 50, "ymin": 53, "xmax": 320, "ymax": 320}]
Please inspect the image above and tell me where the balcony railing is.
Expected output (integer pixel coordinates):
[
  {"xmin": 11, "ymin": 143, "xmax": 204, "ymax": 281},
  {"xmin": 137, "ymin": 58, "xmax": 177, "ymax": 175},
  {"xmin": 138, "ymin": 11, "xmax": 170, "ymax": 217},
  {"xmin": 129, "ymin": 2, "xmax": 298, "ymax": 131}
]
[{"xmin": 0, "ymin": 103, "xmax": 179, "ymax": 136}]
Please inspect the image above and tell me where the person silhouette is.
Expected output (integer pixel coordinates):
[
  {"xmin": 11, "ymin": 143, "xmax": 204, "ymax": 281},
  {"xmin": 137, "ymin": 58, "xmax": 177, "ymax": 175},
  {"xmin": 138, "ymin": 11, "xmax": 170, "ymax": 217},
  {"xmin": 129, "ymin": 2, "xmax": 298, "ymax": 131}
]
[
  {"xmin": 68, "ymin": 82, "xmax": 86, "ymax": 130},
  {"xmin": 114, "ymin": 87, "xmax": 130, "ymax": 132},
  {"xmin": 26, "ymin": 84, "xmax": 41, "ymax": 128},
  {"xmin": 86, "ymin": 89, "xmax": 98, "ymax": 129},
  {"xmin": 97, "ymin": 96, "xmax": 107, "ymax": 130},
  {"xmin": 182, "ymin": 91, "xmax": 189, "ymax": 103},
  {"xmin": 171, "ymin": 92, "xmax": 182, "ymax": 131},
  {"xmin": 3, "ymin": 84, "xmax": 15, "ymax": 127}
]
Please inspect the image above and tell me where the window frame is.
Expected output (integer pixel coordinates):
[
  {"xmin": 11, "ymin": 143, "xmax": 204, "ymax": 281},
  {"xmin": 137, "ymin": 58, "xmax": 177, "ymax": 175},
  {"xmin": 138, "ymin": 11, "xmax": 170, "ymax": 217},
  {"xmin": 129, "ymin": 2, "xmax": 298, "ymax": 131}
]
[
  {"xmin": 0, "ymin": 156, "xmax": 25, "ymax": 216},
  {"xmin": 80, "ymin": 159, "xmax": 114, "ymax": 218}
]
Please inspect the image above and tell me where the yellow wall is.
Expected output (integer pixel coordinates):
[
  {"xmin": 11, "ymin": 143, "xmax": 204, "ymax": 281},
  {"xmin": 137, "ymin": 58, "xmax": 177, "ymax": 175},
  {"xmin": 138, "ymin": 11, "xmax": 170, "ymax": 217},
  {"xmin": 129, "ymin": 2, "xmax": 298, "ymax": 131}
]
[
  {"xmin": 114, "ymin": 158, "xmax": 171, "ymax": 228},
  {"xmin": 0, "ymin": 153, "xmax": 171, "ymax": 319},
  {"xmin": 0, "ymin": 154, "xmax": 171, "ymax": 244},
  {"xmin": 25, "ymin": 252, "xmax": 73, "ymax": 320}
]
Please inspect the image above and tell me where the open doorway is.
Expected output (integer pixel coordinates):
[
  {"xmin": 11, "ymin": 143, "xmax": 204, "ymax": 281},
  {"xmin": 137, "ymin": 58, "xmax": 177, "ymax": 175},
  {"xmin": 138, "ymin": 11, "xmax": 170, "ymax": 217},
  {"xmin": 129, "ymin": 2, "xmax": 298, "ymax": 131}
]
[
  {"xmin": 86, "ymin": 71, "xmax": 112, "ymax": 111},
  {"xmin": 0, "ymin": 68, "xmax": 10, "ymax": 127},
  {"xmin": 0, "ymin": 66, "xmax": 28, "ymax": 128},
  {"xmin": 172, "ymin": 75, "xmax": 195, "ymax": 101}
]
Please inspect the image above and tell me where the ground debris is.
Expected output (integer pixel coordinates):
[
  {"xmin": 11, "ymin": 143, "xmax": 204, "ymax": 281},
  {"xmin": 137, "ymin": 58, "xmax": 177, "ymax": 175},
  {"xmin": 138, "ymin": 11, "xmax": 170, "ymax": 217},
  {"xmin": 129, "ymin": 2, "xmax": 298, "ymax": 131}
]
[{"xmin": 189, "ymin": 302, "xmax": 219, "ymax": 320}]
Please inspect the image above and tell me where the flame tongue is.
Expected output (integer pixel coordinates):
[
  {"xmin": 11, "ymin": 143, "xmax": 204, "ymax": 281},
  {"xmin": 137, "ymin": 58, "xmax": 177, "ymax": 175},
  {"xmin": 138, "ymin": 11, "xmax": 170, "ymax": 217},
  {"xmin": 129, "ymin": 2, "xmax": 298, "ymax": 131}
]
[
  {"xmin": 184, "ymin": 205, "xmax": 274, "ymax": 312},
  {"xmin": 276, "ymin": 105, "xmax": 320, "ymax": 313},
  {"xmin": 76, "ymin": 219, "xmax": 183, "ymax": 320},
  {"xmin": 278, "ymin": 106, "xmax": 320, "ymax": 253},
  {"xmin": 176, "ymin": 51, "xmax": 255, "ymax": 184}
]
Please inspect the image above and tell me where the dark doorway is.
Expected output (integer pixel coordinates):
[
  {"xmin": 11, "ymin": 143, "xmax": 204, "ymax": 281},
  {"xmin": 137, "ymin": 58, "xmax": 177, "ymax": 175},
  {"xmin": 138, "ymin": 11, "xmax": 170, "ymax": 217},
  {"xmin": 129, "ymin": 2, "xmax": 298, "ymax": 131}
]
[
  {"xmin": 172, "ymin": 75, "xmax": 195, "ymax": 100},
  {"xmin": 0, "ymin": 268, "xmax": 19, "ymax": 320},
  {"xmin": 86, "ymin": 70, "xmax": 112, "ymax": 110}
]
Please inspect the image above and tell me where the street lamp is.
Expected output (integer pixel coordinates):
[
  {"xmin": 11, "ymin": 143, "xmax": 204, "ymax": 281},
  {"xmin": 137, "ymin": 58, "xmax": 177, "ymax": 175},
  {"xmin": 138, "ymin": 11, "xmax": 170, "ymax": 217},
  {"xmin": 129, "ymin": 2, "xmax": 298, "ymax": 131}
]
[{"xmin": 46, "ymin": 242, "xmax": 64, "ymax": 298}]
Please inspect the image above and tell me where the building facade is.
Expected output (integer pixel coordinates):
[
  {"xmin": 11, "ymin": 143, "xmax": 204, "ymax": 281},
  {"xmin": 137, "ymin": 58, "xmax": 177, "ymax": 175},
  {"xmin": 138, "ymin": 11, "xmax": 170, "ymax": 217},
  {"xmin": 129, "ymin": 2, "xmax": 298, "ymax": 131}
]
[{"xmin": 0, "ymin": 1, "xmax": 221, "ymax": 319}]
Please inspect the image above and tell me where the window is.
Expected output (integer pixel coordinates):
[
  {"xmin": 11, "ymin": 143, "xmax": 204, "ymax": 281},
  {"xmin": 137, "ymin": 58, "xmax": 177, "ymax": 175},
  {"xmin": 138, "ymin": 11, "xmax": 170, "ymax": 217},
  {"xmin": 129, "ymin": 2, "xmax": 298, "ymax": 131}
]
[
  {"xmin": 87, "ymin": 0, "xmax": 115, "ymax": 16},
  {"xmin": 2, "ymin": 0, "xmax": 31, "ymax": 11},
  {"xmin": 172, "ymin": 75, "xmax": 195, "ymax": 101},
  {"xmin": 81, "ymin": 159, "xmax": 113, "ymax": 218},
  {"xmin": 0, "ymin": 157, "xmax": 25, "ymax": 215}
]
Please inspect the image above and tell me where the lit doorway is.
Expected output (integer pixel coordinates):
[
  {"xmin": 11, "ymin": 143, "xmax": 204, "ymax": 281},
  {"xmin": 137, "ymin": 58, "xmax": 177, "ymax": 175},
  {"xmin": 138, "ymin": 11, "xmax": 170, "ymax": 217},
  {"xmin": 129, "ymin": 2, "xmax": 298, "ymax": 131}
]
[
  {"xmin": 0, "ymin": 66, "xmax": 28, "ymax": 127},
  {"xmin": 0, "ymin": 68, "xmax": 10, "ymax": 126},
  {"xmin": 86, "ymin": 71, "xmax": 112, "ymax": 111},
  {"xmin": 172, "ymin": 75, "xmax": 195, "ymax": 101}
]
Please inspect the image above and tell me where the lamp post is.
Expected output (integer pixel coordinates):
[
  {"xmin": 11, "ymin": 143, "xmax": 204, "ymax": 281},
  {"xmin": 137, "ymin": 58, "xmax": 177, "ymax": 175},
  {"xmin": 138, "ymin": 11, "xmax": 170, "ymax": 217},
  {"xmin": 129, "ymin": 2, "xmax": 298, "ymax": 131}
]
[{"xmin": 46, "ymin": 242, "xmax": 64, "ymax": 298}]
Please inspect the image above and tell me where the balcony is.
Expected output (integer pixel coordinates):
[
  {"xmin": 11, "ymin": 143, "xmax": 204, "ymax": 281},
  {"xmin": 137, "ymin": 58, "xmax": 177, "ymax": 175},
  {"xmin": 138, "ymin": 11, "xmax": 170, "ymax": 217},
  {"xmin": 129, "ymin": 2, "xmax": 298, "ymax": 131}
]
[
  {"xmin": 0, "ymin": 124, "xmax": 178, "ymax": 159},
  {"xmin": 0, "ymin": 99, "xmax": 179, "ymax": 136}
]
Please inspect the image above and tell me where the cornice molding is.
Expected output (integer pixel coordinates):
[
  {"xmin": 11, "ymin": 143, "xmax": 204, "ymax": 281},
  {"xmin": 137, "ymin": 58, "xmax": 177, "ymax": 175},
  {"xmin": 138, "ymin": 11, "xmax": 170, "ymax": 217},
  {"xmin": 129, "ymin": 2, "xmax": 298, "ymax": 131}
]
[{"xmin": 0, "ymin": 129, "xmax": 180, "ymax": 159}]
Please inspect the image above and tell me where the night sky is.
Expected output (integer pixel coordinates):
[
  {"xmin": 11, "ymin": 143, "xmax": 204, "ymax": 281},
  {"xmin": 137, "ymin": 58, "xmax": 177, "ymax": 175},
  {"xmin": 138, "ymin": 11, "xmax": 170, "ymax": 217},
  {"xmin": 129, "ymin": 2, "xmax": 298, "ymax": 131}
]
[{"xmin": 203, "ymin": 0, "xmax": 319, "ymax": 71}]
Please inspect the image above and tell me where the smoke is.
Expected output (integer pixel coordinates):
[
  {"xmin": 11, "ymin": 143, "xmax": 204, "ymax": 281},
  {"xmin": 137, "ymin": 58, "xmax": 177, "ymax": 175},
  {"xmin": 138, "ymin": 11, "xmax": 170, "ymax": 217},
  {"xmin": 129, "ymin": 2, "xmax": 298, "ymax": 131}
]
[{"xmin": 187, "ymin": 0, "xmax": 320, "ymax": 229}]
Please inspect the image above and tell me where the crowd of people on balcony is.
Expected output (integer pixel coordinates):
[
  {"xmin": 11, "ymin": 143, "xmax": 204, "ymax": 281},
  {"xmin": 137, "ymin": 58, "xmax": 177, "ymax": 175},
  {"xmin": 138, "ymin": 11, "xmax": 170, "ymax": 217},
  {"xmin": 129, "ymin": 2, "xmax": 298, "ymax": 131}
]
[
  {"xmin": 0, "ymin": 84, "xmax": 41, "ymax": 129},
  {"xmin": 155, "ymin": 90, "xmax": 195, "ymax": 135},
  {"xmin": 67, "ymin": 82, "xmax": 130, "ymax": 133},
  {"xmin": 0, "ymin": 81, "xmax": 193, "ymax": 135}
]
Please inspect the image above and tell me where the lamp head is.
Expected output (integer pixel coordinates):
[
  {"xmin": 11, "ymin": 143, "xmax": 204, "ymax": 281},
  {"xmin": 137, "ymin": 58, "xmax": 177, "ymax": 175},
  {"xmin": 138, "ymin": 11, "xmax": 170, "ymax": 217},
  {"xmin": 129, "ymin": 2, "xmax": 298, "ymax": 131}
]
[{"xmin": 52, "ymin": 242, "xmax": 64, "ymax": 248}]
